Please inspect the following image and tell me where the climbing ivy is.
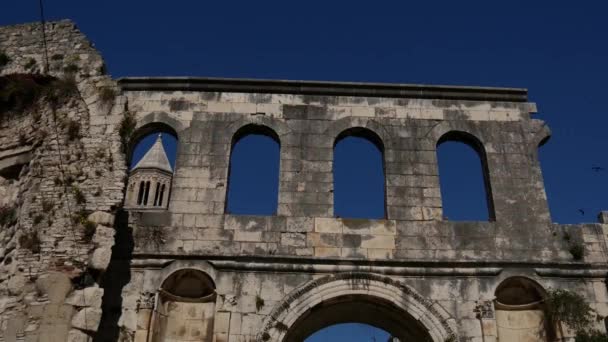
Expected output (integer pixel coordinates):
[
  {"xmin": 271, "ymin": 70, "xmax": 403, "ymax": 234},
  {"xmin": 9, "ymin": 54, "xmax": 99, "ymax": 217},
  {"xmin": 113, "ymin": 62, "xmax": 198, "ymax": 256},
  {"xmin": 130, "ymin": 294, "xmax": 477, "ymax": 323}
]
[
  {"xmin": 118, "ymin": 110, "xmax": 136, "ymax": 154},
  {"xmin": 575, "ymin": 330, "xmax": 608, "ymax": 342},
  {"xmin": 545, "ymin": 288, "xmax": 606, "ymax": 340}
]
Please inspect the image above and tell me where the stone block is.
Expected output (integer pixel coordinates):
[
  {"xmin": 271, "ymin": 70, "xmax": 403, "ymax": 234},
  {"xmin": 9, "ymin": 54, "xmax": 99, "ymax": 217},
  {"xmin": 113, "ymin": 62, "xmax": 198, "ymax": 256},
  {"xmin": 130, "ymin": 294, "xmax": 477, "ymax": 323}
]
[
  {"xmin": 229, "ymin": 312, "xmax": 242, "ymax": 335},
  {"xmin": 215, "ymin": 311, "xmax": 231, "ymax": 334},
  {"xmin": 387, "ymin": 206, "xmax": 424, "ymax": 220},
  {"xmin": 284, "ymin": 217, "xmax": 314, "ymax": 232},
  {"xmin": 307, "ymin": 233, "xmax": 342, "ymax": 248},
  {"xmin": 280, "ymin": 232, "xmax": 306, "ymax": 247},
  {"xmin": 8, "ymin": 274, "xmax": 26, "ymax": 296},
  {"xmin": 71, "ymin": 307, "xmax": 102, "ymax": 332},
  {"xmin": 225, "ymin": 215, "xmax": 268, "ymax": 231},
  {"xmin": 314, "ymin": 247, "xmax": 341, "ymax": 257},
  {"xmin": 36, "ymin": 272, "xmax": 72, "ymax": 304},
  {"xmin": 88, "ymin": 247, "xmax": 112, "ymax": 270},
  {"xmin": 368, "ymin": 248, "xmax": 394, "ymax": 259},
  {"xmin": 87, "ymin": 211, "xmax": 114, "ymax": 226},
  {"xmin": 340, "ymin": 247, "xmax": 367, "ymax": 258},
  {"xmin": 65, "ymin": 287, "xmax": 104, "ymax": 308},
  {"xmin": 314, "ymin": 217, "xmax": 342, "ymax": 233},
  {"xmin": 234, "ymin": 231, "xmax": 263, "ymax": 242},
  {"xmin": 67, "ymin": 329, "xmax": 92, "ymax": 342},
  {"xmin": 360, "ymin": 235, "xmax": 395, "ymax": 249}
]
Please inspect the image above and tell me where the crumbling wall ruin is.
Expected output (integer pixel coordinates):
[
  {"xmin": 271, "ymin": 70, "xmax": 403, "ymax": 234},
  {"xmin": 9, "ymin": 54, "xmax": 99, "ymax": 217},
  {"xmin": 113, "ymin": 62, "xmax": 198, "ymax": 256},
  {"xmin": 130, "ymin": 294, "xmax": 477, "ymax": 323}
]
[{"xmin": 0, "ymin": 21, "xmax": 127, "ymax": 341}]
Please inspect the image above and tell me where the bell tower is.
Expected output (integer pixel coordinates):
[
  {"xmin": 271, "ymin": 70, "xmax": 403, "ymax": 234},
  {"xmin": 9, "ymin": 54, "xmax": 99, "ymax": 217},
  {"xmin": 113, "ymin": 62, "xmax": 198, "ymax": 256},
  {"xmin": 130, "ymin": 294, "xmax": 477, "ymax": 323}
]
[{"xmin": 125, "ymin": 134, "xmax": 173, "ymax": 209}]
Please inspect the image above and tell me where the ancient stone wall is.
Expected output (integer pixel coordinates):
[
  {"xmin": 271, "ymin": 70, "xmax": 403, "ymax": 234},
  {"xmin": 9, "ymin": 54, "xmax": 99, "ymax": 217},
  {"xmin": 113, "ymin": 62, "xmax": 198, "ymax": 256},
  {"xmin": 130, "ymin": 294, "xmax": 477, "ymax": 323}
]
[
  {"xmin": 0, "ymin": 21, "xmax": 127, "ymax": 341},
  {"xmin": 110, "ymin": 78, "xmax": 608, "ymax": 341}
]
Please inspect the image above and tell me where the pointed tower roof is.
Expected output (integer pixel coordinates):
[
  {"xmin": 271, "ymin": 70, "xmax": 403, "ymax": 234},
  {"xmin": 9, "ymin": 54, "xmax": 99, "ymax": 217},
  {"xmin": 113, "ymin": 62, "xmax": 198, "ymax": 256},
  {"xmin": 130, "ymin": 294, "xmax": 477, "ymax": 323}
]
[{"xmin": 132, "ymin": 134, "xmax": 173, "ymax": 173}]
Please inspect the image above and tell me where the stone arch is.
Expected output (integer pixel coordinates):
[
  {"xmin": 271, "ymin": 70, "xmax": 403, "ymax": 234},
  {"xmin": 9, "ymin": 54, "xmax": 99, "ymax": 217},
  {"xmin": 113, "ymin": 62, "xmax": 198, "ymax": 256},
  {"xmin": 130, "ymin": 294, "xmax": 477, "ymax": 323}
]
[
  {"xmin": 325, "ymin": 117, "xmax": 393, "ymax": 149},
  {"xmin": 493, "ymin": 276, "xmax": 554, "ymax": 342},
  {"xmin": 160, "ymin": 268, "xmax": 216, "ymax": 298},
  {"xmin": 156, "ymin": 260, "xmax": 218, "ymax": 290},
  {"xmin": 127, "ymin": 116, "xmax": 181, "ymax": 168},
  {"xmin": 333, "ymin": 126, "xmax": 387, "ymax": 219},
  {"xmin": 425, "ymin": 120, "xmax": 488, "ymax": 145},
  {"xmin": 230, "ymin": 123, "xmax": 281, "ymax": 147},
  {"xmin": 148, "ymin": 268, "xmax": 217, "ymax": 342},
  {"xmin": 436, "ymin": 129, "xmax": 495, "ymax": 221},
  {"xmin": 334, "ymin": 126, "xmax": 385, "ymax": 151},
  {"xmin": 135, "ymin": 111, "xmax": 186, "ymax": 133},
  {"xmin": 225, "ymin": 116, "xmax": 291, "ymax": 144},
  {"xmin": 225, "ymin": 123, "xmax": 282, "ymax": 215},
  {"xmin": 258, "ymin": 272, "xmax": 458, "ymax": 342},
  {"xmin": 125, "ymin": 119, "xmax": 178, "ymax": 209}
]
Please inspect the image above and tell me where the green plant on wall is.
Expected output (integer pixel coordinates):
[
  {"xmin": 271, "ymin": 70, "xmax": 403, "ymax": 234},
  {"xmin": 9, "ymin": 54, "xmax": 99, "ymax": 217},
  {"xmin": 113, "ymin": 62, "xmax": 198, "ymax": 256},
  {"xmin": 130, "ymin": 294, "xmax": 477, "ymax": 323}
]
[
  {"xmin": 99, "ymin": 87, "xmax": 116, "ymax": 107},
  {"xmin": 575, "ymin": 330, "xmax": 608, "ymax": 342},
  {"xmin": 0, "ymin": 205, "xmax": 16, "ymax": 226},
  {"xmin": 19, "ymin": 230, "xmax": 41, "ymax": 253},
  {"xmin": 0, "ymin": 74, "xmax": 78, "ymax": 118},
  {"xmin": 569, "ymin": 243, "xmax": 585, "ymax": 261},
  {"xmin": 24, "ymin": 58, "xmax": 36, "ymax": 70},
  {"xmin": 545, "ymin": 288, "xmax": 606, "ymax": 340},
  {"xmin": 255, "ymin": 294, "xmax": 265, "ymax": 312},
  {"xmin": 562, "ymin": 230, "xmax": 585, "ymax": 261},
  {"xmin": 0, "ymin": 51, "xmax": 9, "ymax": 69},
  {"xmin": 119, "ymin": 110, "xmax": 136, "ymax": 154}
]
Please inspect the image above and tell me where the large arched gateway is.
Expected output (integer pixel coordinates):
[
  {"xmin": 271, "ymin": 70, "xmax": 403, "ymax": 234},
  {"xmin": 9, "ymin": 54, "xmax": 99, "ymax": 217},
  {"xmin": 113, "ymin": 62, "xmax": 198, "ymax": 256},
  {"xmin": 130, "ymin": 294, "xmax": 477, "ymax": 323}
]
[{"xmin": 258, "ymin": 273, "xmax": 458, "ymax": 342}]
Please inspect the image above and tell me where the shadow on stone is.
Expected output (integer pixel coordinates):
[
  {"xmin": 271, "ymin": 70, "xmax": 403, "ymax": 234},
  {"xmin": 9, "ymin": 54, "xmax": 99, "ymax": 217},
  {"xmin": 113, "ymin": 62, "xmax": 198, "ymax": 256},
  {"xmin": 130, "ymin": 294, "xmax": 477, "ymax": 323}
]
[{"xmin": 94, "ymin": 210, "xmax": 133, "ymax": 342}]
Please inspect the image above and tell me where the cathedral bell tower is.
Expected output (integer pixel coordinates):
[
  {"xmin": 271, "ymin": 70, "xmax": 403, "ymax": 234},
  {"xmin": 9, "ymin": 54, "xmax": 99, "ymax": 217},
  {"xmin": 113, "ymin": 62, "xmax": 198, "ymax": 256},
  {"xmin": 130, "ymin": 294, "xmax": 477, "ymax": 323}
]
[{"xmin": 125, "ymin": 134, "xmax": 173, "ymax": 209}]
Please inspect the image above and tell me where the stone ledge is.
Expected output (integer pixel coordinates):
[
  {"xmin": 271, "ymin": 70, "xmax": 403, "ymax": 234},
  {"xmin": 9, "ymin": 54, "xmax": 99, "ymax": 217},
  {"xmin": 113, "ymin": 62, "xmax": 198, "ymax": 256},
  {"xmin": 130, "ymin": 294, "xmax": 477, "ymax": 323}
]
[{"xmin": 118, "ymin": 77, "xmax": 528, "ymax": 102}]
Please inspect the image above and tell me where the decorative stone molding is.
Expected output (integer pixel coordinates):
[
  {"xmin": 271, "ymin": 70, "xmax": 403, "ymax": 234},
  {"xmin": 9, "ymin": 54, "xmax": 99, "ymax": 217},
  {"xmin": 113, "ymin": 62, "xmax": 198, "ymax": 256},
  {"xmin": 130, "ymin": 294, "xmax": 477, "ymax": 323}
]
[
  {"xmin": 474, "ymin": 300, "xmax": 495, "ymax": 319},
  {"xmin": 258, "ymin": 272, "xmax": 458, "ymax": 342}
]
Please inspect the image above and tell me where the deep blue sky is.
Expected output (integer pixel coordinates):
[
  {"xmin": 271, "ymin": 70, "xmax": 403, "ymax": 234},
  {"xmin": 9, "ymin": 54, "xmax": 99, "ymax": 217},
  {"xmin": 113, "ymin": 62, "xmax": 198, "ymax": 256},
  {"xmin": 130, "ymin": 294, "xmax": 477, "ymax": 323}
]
[
  {"xmin": 5, "ymin": 1, "xmax": 607, "ymax": 339},
  {"xmin": 226, "ymin": 134, "xmax": 280, "ymax": 215}
]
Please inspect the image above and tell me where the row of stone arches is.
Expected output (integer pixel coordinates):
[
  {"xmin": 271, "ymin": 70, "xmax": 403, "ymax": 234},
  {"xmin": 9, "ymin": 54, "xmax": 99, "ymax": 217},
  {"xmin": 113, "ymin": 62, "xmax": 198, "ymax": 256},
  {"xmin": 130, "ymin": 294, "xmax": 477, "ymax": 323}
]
[
  {"xmin": 136, "ymin": 266, "xmax": 560, "ymax": 342},
  {"xmin": 125, "ymin": 118, "xmax": 498, "ymax": 221}
]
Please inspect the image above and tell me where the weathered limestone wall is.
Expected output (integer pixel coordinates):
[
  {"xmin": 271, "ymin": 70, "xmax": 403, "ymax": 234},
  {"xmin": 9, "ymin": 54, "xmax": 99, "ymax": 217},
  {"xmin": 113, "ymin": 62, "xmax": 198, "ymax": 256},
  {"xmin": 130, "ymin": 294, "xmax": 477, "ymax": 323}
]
[
  {"xmin": 118, "ymin": 86, "xmax": 596, "ymax": 263},
  {"xmin": 0, "ymin": 21, "xmax": 127, "ymax": 341},
  {"xmin": 108, "ymin": 80, "xmax": 608, "ymax": 342}
]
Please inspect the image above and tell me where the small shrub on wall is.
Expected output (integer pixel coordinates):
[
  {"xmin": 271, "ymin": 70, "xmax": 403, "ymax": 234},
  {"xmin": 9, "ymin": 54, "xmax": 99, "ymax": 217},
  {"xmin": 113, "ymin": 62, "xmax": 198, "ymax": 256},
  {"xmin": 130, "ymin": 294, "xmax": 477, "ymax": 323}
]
[{"xmin": 546, "ymin": 288, "xmax": 607, "ymax": 340}]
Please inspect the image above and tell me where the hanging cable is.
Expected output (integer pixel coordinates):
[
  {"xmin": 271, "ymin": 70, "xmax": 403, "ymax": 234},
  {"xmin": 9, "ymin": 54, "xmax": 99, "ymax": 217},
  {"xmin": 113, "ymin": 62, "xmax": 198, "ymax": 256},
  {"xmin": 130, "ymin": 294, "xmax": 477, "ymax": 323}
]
[{"xmin": 39, "ymin": 0, "xmax": 50, "ymax": 73}]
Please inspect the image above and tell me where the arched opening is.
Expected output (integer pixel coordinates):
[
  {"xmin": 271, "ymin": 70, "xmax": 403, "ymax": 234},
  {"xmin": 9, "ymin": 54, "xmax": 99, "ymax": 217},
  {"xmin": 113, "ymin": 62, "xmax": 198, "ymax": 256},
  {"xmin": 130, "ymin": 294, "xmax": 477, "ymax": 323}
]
[
  {"xmin": 260, "ymin": 273, "xmax": 455, "ymax": 342},
  {"xmin": 494, "ymin": 277, "xmax": 554, "ymax": 341},
  {"xmin": 128, "ymin": 123, "xmax": 178, "ymax": 170},
  {"xmin": 437, "ymin": 131, "xmax": 494, "ymax": 221},
  {"xmin": 130, "ymin": 131, "xmax": 178, "ymax": 171},
  {"xmin": 145, "ymin": 269, "xmax": 217, "ymax": 342},
  {"xmin": 226, "ymin": 124, "xmax": 280, "ymax": 215},
  {"xmin": 333, "ymin": 128, "xmax": 386, "ymax": 219},
  {"xmin": 125, "ymin": 124, "xmax": 177, "ymax": 209},
  {"xmin": 284, "ymin": 294, "xmax": 431, "ymax": 341}
]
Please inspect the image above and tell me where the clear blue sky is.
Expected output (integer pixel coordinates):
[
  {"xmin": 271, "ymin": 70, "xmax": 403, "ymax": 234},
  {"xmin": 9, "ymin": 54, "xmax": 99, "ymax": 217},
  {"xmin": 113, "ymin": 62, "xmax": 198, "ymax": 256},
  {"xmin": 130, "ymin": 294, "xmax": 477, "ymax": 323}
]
[{"xmin": 5, "ymin": 1, "xmax": 607, "ymax": 340}]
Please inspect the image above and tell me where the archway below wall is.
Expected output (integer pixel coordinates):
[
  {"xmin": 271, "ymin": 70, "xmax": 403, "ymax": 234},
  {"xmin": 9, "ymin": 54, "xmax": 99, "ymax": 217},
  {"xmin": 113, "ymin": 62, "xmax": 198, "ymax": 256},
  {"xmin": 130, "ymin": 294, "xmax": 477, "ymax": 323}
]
[
  {"xmin": 286, "ymin": 294, "xmax": 432, "ymax": 341},
  {"xmin": 259, "ymin": 273, "xmax": 457, "ymax": 342}
]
